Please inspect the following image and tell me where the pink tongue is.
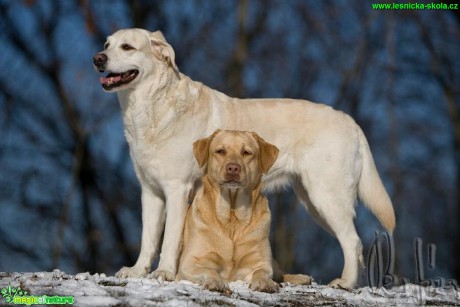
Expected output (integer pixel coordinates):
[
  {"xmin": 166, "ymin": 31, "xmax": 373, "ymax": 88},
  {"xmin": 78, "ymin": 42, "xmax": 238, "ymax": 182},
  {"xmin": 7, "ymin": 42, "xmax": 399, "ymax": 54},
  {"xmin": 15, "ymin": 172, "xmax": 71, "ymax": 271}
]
[{"xmin": 100, "ymin": 75, "xmax": 122, "ymax": 84}]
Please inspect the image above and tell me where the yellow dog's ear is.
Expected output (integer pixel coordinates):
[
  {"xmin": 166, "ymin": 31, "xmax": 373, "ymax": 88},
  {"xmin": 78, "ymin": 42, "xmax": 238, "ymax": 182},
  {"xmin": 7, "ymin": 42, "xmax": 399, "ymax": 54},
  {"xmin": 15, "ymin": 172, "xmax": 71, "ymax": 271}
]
[
  {"xmin": 251, "ymin": 132, "xmax": 279, "ymax": 174},
  {"xmin": 150, "ymin": 31, "xmax": 179, "ymax": 75},
  {"xmin": 193, "ymin": 130, "xmax": 222, "ymax": 168}
]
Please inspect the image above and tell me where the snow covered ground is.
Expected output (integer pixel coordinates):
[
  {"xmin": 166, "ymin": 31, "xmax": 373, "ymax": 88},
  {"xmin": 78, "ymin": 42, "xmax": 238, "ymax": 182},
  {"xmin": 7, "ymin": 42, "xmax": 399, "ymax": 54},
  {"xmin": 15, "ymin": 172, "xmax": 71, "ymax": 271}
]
[{"xmin": 0, "ymin": 270, "xmax": 459, "ymax": 306}]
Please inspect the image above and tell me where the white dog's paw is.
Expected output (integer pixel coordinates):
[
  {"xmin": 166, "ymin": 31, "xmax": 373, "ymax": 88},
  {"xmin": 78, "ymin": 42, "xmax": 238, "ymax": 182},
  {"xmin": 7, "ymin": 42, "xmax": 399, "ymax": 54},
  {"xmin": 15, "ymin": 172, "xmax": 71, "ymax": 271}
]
[
  {"xmin": 115, "ymin": 266, "xmax": 148, "ymax": 278},
  {"xmin": 250, "ymin": 278, "xmax": 279, "ymax": 293},
  {"xmin": 148, "ymin": 269, "xmax": 175, "ymax": 281},
  {"xmin": 328, "ymin": 278, "xmax": 354, "ymax": 290}
]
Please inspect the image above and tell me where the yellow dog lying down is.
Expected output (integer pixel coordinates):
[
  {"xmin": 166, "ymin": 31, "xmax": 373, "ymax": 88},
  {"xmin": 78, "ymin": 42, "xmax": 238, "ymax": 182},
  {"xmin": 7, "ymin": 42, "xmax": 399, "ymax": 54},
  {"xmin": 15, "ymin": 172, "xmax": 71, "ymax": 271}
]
[{"xmin": 177, "ymin": 130, "xmax": 311, "ymax": 293}]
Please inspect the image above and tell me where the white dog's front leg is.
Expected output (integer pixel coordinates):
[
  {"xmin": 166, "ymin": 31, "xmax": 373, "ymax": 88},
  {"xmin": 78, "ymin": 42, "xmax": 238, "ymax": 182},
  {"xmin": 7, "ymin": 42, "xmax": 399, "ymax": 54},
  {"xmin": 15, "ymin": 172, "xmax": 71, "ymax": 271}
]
[
  {"xmin": 116, "ymin": 188, "xmax": 166, "ymax": 278},
  {"xmin": 150, "ymin": 185, "xmax": 190, "ymax": 281}
]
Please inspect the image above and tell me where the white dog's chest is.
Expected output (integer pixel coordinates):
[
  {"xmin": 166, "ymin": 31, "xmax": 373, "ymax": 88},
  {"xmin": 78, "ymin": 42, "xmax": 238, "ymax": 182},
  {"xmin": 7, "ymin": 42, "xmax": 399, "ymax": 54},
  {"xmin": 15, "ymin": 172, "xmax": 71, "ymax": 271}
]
[{"xmin": 127, "ymin": 133, "xmax": 199, "ymax": 188}]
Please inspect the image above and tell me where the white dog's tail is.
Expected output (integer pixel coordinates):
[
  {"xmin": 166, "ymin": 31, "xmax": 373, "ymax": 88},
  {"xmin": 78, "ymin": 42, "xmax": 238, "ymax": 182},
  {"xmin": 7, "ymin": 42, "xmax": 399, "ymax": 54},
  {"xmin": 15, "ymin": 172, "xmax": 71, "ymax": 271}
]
[{"xmin": 357, "ymin": 128, "xmax": 395, "ymax": 234}]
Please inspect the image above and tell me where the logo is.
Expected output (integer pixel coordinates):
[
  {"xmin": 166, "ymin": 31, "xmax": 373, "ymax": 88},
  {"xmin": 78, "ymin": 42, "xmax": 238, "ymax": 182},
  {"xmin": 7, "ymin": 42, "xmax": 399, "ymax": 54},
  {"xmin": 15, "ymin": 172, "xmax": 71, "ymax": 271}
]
[
  {"xmin": 1, "ymin": 284, "xmax": 74, "ymax": 305},
  {"xmin": 367, "ymin": 231, "xmax": 459, "ymax": 300}
]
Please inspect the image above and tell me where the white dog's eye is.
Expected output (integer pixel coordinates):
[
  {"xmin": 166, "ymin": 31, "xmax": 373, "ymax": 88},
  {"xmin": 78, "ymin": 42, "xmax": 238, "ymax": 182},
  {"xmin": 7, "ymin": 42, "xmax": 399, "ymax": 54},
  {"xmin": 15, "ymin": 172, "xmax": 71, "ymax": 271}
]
[
  {"xmin": 104, "ymin": 42, "xmax": 110, "ymax": 50},
  {"xmin": 121, "ymin": 44, "xmax": 135, "ymax": 51}
]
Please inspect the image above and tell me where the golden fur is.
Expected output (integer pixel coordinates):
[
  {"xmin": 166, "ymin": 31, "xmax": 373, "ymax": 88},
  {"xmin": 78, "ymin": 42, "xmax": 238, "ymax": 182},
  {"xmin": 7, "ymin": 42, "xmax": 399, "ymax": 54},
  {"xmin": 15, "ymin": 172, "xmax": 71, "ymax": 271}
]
[{"xmin": 177, "ymin": 130, "xmax": 279, "ymax": 293}]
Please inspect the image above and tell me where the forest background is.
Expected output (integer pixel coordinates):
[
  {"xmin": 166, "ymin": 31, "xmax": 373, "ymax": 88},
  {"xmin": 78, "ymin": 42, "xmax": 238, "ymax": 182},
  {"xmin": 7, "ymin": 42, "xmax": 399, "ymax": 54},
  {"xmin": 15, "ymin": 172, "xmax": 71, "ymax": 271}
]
[{"xmin": 0, "ymin": 0, "xmax": 459, "ymax": 286}]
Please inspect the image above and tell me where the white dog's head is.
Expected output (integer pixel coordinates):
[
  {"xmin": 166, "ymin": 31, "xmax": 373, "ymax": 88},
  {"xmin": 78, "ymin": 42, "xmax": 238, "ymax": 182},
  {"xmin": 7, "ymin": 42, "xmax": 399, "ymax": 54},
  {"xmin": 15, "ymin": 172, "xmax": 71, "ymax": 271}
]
[{"xmin": 93, "ymin": 28, "xmax": 179, "ymax": 92}]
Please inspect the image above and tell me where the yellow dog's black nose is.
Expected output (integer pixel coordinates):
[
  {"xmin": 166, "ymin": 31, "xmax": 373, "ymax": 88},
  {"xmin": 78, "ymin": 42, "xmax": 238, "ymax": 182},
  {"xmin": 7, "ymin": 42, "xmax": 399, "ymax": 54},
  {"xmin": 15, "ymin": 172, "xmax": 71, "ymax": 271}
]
[{"xmin": 226, "ymin": 163, "xmax": 241, "ymax": 175}]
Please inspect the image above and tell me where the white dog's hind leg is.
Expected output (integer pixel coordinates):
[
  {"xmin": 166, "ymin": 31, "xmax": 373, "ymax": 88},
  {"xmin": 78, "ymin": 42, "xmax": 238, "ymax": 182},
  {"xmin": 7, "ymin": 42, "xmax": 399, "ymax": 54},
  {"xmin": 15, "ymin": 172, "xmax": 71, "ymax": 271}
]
[
  {"xmin": 116, "ymin": 188, "xmax": 166, "ymax": 278},
  {"xmin": 149, "ymin": 184, "xmax": 190, "ymax": 281},
  {"xmin": 309, "ymin": 192, "xmax": 363, "ymax": 288},
  {"xmin": 328, "ymin": 226, "xmax": 364, "ymax": 289},
  {"xmin": 299, "ymin": 172, "xmax": 364, "ymax": 289}
]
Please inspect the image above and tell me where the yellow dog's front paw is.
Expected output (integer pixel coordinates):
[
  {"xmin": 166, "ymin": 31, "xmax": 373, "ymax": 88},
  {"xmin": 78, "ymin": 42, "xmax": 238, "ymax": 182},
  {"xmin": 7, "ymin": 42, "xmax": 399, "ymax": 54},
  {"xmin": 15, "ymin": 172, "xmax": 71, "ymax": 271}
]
[
  {"xmin": 148, "ymin": 270, "xmax": 175, "ymax": 281},
  {"xmin": 202, "ymin": 278, "xmax": 231, "ymax": 294}
]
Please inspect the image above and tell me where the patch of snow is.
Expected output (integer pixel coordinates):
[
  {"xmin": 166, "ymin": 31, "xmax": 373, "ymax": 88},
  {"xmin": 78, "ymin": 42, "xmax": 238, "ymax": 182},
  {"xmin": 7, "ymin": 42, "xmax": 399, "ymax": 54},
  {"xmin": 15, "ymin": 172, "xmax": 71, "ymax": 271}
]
[{"xmin": 0, "ymin": 271, "xmax": 458, "ymax": 306}]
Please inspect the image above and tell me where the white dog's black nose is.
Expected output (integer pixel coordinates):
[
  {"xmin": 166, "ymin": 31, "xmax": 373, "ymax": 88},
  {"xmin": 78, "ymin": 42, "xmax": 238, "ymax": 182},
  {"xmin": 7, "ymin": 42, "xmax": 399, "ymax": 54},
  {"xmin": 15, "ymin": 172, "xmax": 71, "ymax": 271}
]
[{"xmin": 93, "ymin": 53, "xmax": 108, "ymax": 71}]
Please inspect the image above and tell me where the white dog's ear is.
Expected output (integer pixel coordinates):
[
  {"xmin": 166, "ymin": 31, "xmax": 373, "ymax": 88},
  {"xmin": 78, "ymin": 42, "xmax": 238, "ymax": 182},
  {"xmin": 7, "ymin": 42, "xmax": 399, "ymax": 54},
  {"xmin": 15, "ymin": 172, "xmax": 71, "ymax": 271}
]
[
  {"xmin": 251, "ymin": 132, "xmax": 279, "ymax": 174},
  {"xmin": 150, "ymin": 31, "xmax": 179, "ymax": 74}
]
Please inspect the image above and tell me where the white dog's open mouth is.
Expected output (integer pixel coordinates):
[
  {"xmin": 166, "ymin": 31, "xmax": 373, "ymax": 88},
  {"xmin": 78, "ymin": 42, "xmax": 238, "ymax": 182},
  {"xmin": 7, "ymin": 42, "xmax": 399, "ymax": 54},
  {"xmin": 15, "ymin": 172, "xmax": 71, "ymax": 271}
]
[{"xmin": 100, "ymin": 70, "xmax": 139, "ymax": 90}]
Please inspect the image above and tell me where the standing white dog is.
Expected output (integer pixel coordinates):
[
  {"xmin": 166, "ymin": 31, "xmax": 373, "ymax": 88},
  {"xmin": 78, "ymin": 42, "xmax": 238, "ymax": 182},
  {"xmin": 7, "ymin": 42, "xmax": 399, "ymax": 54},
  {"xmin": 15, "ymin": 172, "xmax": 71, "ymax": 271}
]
[{"xmin": 93, "ymin": 28, "xmax": 395, "ymax": 288}]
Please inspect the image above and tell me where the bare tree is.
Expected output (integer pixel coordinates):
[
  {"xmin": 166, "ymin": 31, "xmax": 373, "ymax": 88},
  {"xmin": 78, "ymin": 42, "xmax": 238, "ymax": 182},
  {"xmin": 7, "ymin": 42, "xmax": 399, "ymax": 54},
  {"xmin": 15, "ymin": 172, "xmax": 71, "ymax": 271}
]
[
  {"xmin": 0, "ymin": 1, "xmax": 143, "ymax": 273},
  {"xmin": 415, "ymin": 10, "xmax": 460, "ymax": 279}
]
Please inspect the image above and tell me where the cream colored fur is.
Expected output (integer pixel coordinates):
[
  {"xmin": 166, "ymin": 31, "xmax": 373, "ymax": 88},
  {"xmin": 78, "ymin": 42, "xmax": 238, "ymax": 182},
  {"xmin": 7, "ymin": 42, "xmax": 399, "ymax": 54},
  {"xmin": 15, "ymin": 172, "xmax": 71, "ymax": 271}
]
[{"xmin": 94, "ymin": 28, "xmax": 395, "ymax": 288}]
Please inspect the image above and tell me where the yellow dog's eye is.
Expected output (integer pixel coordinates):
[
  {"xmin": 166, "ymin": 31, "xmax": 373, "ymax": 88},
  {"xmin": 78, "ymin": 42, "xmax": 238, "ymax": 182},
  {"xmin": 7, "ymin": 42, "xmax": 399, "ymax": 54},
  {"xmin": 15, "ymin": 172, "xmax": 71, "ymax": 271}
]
[
  {"xmin": 121, "ymin": 44, "xmax": 135, "ymax": 51},
  {"xmin": 215, "ymin": 149, "xmax": 225, "ymax": 155},
  {"xmin": 242, "ymin": 150, "xmax": 253, "ymax": 157}
]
